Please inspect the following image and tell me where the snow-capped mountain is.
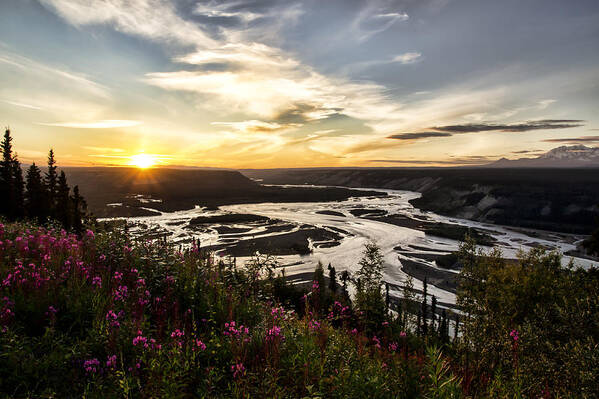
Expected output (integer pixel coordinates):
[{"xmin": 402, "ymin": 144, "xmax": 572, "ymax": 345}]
[{"xmin": 488, "ymin": 145, "xmax": 599, "ymax": 167}]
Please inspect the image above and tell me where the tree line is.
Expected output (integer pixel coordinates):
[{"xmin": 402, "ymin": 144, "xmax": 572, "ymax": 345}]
[{"xmin": 0, "ymin": 128, "xmax": 87, "ymax": 232}]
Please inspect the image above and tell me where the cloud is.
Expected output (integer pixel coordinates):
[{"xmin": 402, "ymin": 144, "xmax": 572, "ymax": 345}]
[
  {"xmin": 385, "ymin": 119, "xmax": 584, "ymax": 143},
  {"xmin": 512, "ymin": 149, "xmax": 542, "ymax": 154},
  {"xmin": 369, "ymin": 155, "xmax": 496, "ymax": 166},
  {"xmin": 392, "ymin": 52, "xmax": 422, "ymax": 64},
  {"xmin": 352, "ymin": 6, "xmax": 409, "ymax": 42},
  {"xmin": 537, "ymin": 99, "xmax": 556, "ymax": 109},
  {"xmin": 0, "ymin": 52, "xmax": 108, "ymax": 98},
  {"xmin": 388, "ymin": 132, "xmax": 452, "ymax": 140},
  {"xmin": 82, "ymin": 146, "xmax": 126, "ymax": 153},
  {"xmin": 38, "ymin": 120, "xmax": 142, "ymax": 128},
  {"xmin": 3, "ymin": 100, "xmax": 43, "ymax": 110},
  {"xmin": 39, "ymin": 0, "xmax": 216, "ymax": 48},
  {"xmin": 212, "ymin": 120, "xmax": 299, "ymax": 133},
  {"xmin": 543, "ymin": 136, "xmax": 599, "ymax": 143},
  {"xmin": 432, "ymin": 120, "xmax": 584, "ymax": 133}
]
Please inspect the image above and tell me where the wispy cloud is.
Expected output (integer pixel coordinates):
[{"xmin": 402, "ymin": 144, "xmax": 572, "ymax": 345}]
[
  {"xmin": 212, "ymin": 120, "xmax": 299, "ymax": 133},
  {"xmin": 40, "ymin": 0, "xmax": 216, "ymax": 48},
  {"xmin": 392, "ymin": 52, "xmax": 422, "ymax": 64},
  {"xmin": 0, "ymin": 52, "xmax": 108, "ymax": 98},
  {"xmin": 543, "ymin": 136, "xmax": 599, "ymax": 143},
  {"xmin": 3, "ymin": 100, "xmax": 43, "ymax": 110},
  {"xmin": 351, "ymin": 6, "xmax": 409, "ymax": 42},
  {"xmin": 388, "ymin": 120, "xmax": 585, "ymax": 142},
  {"xmin": 39, "ymin": 120, "xmax": 142, "ymax": 129}
]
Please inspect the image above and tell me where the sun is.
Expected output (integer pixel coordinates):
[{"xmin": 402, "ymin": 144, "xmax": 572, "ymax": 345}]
[{"xmin": 129, "ymin": 154, "xmax": 156, "ymax": 169}]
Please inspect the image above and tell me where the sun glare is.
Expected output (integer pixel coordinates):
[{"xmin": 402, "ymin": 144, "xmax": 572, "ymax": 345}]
[{"xmin": 130, "ymin": 154, "xmax": 156, "ymax": 169}]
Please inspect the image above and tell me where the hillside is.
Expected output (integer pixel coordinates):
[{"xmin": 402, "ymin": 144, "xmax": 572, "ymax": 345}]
[
  {"xmin": 242, "ymin": 168, "xmax": 599, "ymax": 234},
  {"xmin": 61, "ymin": 167, "xmax": 384, "ymax": 218}
]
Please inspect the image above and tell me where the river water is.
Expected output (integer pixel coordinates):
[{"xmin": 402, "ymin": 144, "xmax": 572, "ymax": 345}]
[{"xmin": 113, "ymin": 186, "xmax": 594, "ymax": 307}]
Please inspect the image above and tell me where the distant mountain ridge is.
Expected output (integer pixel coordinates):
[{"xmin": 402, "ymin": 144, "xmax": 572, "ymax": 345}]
[{"xmin": 489, "ymin": 145, "xmax": 599, "ymax": 167}]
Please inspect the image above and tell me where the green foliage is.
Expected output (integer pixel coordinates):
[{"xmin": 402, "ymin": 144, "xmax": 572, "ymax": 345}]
[{"xmin": 456, "ymin": 237, "xmax": 599, "ymax": 397}]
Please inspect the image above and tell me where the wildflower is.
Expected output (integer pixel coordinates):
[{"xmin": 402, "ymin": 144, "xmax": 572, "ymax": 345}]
[
  {"xmin": 113, "ymin": 285, "xmax": 128, "ymax": 301},
  {"xmin": 85, "ymin": 230, "xmax": 95, "ymax": 240},
  {"xmin": 312, "ymin": 280, "xmax": 320, "ymax": 291},
  {"xmin": 372, "ymin": 335, "xmax": 381, "ymax": 349},
  {"xmin": 170, "ymin": 329, "xmax": 184, "ymax": 338},
  {"xmin": 195, "ymin": 339, "xmax": 206, "ymax": 351},
  {"xmin": 400, "ymin": 331, "xmax": 407, "ymax": 338},
  {"xmin": 231, "ymin": 362, "xmax": 245, "ymax": 378},
  {"xmin": 132, "ymin": 334, "xmax": 149, "ymax": 348},
  {"xmin": 106, "ymin": 355, "xmax": 117, "ymax": 368},
  {"xmin": 83, "ymin": 358, "xmax": 100, "ymax": 374},
  {"xmin": 91, "ymin": 276, "xmax": 102, "ymax": 289},
  {"xmin": 389, "ymin": 342, "xmax": 398, "ymax": 352},
  {"xmin": 266, "ymin": 325, "xmax": 283, "ymax": 341},
  {"xmin": 105, "ymin": 310, "xmax": 123, "ymax": 328},
  {"xmin": 308, "ymin": 319, "xmax": 321, "ymax": 331},
  {"xmin": 510, "ymin": 329, "xmax": 519, "ymax": 342}
]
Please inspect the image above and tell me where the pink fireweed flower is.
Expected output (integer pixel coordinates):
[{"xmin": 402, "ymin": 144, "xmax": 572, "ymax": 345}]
[
  {"xmin": 312, "ymin": 280, "xmax": 319, "ymax": 291},
  {"xmin": 83, "ymin": 358, "xmax": 100, "ymax": 374},
  {"xmin": 389, "ymin": 342, "xmax": 398, "ymax": 352},
  {"xmin": 105, "ymin": 310, "xmax": 123, "ymax": 328},
  {"xmin": 132, "ymin": 334, "xmax": 149, "ymax": 348},
  {"xmin": 400, "ymin": 331, "xmax": 407, "ymax": 338},
  {"xmin": 266, "ymin": 326, "xmax": 283, "ymax": 341},
  {"xmin": 231, "ymin": 362, "xmax": 245, "ymax": 379},
  {"xmin": 113, "ymin": 285, "xmax": 128, "ymax": 301},
  {"xmin": 350, "ymin": 328, "xmax": 358, "ymax": 335},
  {"xmin": 85, "ymin": 230, "xmax": 95, "ymax": 240},
  {"xmin": 308, "ymin": 319, "xmax": 321, "ymax": 331},
  {"xmin": 224, "ymin": 321, "xmax": 250, "ymax": 338},
  {"xmin": 372, "ymin": 335, "xmax": 381, "ymax": 349},
  {"xmin": 106, "ymin": 355, "xmax": 117, "ymax": 368},
  {"xmin": 195, "ymin": 339, "xmax": 206, "ymax": 351},
  {"xmin": 98, "ymin": 254, "xmax": 106, "ymax": 262},
  {"xmin": 91, "ymin": 276, "xmax": 102, "ymax": 289},
  {"xmin": 113, "ymin": 272, "xmax": 123, "ymax": 282},
  {"xmin": 170, "ymin": 329, "xmax": 185, "ymax": 338},
  {"xmin": 271, "ymin": 306, "xmax": 286, "ymax": 320},
  {"xmin": 510, "ymin": 329, "xmax": 519, "ymax": 342}
]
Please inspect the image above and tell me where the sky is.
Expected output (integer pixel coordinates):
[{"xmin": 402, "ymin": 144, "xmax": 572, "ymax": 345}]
[{"xmin": 0, "ymin": 0, "xmax": 598, "ymax": 168}]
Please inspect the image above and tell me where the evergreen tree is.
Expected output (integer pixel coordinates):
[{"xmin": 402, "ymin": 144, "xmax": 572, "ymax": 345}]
[
  {"xmin": 25, "ymin": 163, "xmax": 46, "ymax": 222},
  {"xmin": 1, "ymin": 128, "xmax": 15, "ymax": 218},
  {"xmin": 56, "ymin": 171, "xmax": 71, "ymax": 229},
  {"xmin": 71, "ymin": 185, "xmax": 86, "ymax": 233},
  {"xmin": 440, "ymin": 309, "xmax": 448, "ymax": 342},
  {"xmin": 10, "ymin": 153, "xmax": 25, "ymax": 218},
  {"xmin": 355, "ymin": 242, "xmax": 384, "ymax": 291},
  {"xmin": 327, "ymin": 263, "xmax": 337, "ymax": 293},
  {"xmin": 430, "ymin": 295, "xmax": 437, "ymax": 334},
  {"xmin": 45, "ymin": 149, "xmax": 58, "ymax": 217},
  {"xmin": 421, "ymin": 278, "xmax": 428, "ymax": 335}
]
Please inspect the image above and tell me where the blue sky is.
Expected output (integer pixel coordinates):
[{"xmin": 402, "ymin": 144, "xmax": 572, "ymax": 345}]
[{"xmin": 1, "ymin": 0, "xmax": 598, "ymax": 167}]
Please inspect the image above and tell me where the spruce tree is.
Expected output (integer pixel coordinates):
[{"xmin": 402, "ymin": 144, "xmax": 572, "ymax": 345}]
[
  {"xmin": 421, "ymin": 277, "xmax": 428, "ymax": 335},
  {"xmin": 355, "ymin": 242, "xmax": 384, "ymax": 291},
  {"xmin": 56, "ymin": 171, "xmax": 71, "ymax": 229},
  {"xmin": 25, "ymin": 163, "xmax": 45, "ymax": 222},
  {"xmin": 430, "ymin": 295, "xmax": 437, "ymax": 333},
  {"xmin": 1, "ymin": 128, "xmax": 15, "ymax": 218},
  {"xmin": 10, "ymin": 154, "xmax": 25, "ymax": 218},
  {"xmin": 327, "ymin": 264, "xmax": 337, "ymax": 293},
  {"xmin": 71, "ymin": 185, "xmax": 86, "ymax": 233},
  {"xmin": 45, "ymin": 149, "xmax": 58, "ymax": 217}
]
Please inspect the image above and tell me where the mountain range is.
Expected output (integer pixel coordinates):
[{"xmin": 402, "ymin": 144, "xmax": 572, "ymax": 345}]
[{"xmin": 489, "ymin": 145, "xmax": 599, "ymax": 167}]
